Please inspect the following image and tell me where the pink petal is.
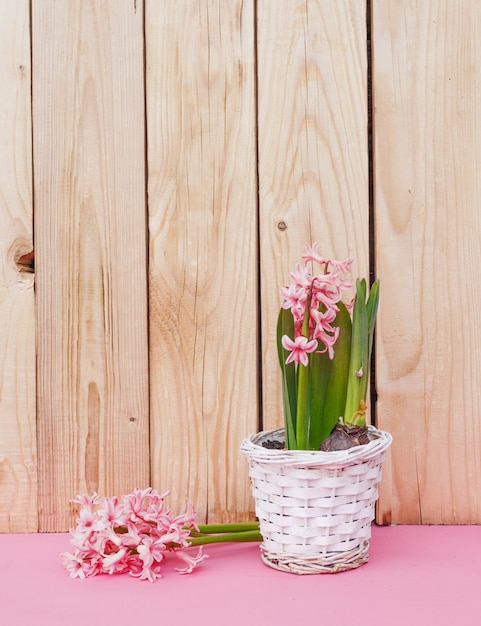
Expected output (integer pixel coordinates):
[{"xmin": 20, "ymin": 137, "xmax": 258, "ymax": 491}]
[{"xmin": 175, "ymin": 548, "xmax": 208, "ymax": 574}]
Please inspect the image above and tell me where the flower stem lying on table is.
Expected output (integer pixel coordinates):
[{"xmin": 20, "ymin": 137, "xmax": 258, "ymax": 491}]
[{"xmin": 187, "ymin": 522, "xmax": 262, "ymax": 546}]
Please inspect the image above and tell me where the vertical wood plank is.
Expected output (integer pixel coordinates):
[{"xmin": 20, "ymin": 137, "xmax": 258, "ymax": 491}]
[
  {"xmin": 257, "ymin": 0, "xmax": 369, "ymax": 432},
  {"xmin": 0, "ymin": 0, "xmax": 37, "ymax": 532},
  {"xmin": 33, "ymin": 0, "xmax": 150, "ymax": 531},
  {"xmin": 146, "ymin": 0, "xmax": 258, "ymax": 522},
  {"xmin": 373, "ymin": 0, "xmax": 481, "ymax": 523}
]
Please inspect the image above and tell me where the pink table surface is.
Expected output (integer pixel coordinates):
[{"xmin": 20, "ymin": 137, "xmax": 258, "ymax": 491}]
[{"xmin": 0, "ymin": 525, "xmax": 479, "ymax": 626}]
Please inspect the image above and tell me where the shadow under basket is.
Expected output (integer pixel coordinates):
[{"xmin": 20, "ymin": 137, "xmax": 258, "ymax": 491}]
[{"xmin": 240, "ymin": 426, "xmax": 392, "ymax": 574}]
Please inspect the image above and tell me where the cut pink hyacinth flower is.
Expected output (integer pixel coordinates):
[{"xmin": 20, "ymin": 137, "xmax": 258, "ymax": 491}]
[
  {"xmin": 175, "ymin": 548, "xmax": 209, "ymax": 574},
  {"xmin": 282, "ymin": 334, "xmax": 318, "ymax": 366},
  {"xmin": 61, "ymin": 488, "xmax": 206, "ymax": 583}
]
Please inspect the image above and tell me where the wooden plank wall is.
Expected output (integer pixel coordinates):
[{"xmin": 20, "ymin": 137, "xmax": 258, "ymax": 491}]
[
  {"xmin": 373, "ymin": 0, "xmax": 481, "ymax": 524},
  {"xmin": 1, "ymin": 0, "xmax": 481, "ymax": 531},
  {"xmin": 145, "ymin": 0, "xmax": 258, "ymax": 522},
  {"xmin": 0, "ymin": 0, "xmax": 37, "ymax": 532},
  {"xmin": 33, "ymin": 0, "xmax": 150, "ymax": 531}
]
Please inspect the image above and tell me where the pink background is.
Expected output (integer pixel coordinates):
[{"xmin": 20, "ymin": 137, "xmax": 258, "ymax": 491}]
[{"xmin": 1, "ymin": 526, "xmax": 479, "ymax": 625}]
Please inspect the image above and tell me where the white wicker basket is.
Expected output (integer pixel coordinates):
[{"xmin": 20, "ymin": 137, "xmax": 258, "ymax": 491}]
[{"xmin": 240, "ymin": 426, "xmax": 392, "ymax": 574}]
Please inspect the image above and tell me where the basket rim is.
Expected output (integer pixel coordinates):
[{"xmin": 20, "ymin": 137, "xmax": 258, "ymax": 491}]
[{"xmin": 240, "ymin": 425, "xmax": 392, "ymax": 468}]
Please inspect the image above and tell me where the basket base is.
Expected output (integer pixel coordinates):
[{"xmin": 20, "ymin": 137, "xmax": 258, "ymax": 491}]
[{"xmin": 260, "ymin": 540, "xmax": 370, "ymax": 574}]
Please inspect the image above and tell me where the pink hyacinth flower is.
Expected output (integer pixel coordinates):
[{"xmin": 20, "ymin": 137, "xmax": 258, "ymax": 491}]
[
  {"xmin": 137, "ymin": 536, "xmax": 167, "ymax": 569},
  {"xmin": 61, "ymin": 551, "xmax": 89, "ymax": 579},
  {"xmin": 102, "ymin": 547, "xmax": 128, "ymax": 575},
  {"xmin": 97, "ymin": 495, "xmax": 128, "ymax": 527},
  {"xmin": 289, "ymin": 262, "xmax": 312, "ymax": 289},
  {"xmin": 312, "ymin": 325, "xmax": 339, "ymax": 360},
  {"xmin": 63, "ymin": 489, "xmax": 207, "ymax": 582},
  {"xmin": 280, "ymin": 283, "xmax": 307, "ymax": 310},
  {"xmin": 281, "ymin": 335, "xmax": 318, "ymax": 366},
  {"xmin": 175, "ymin": 548, "xmax": 209, "ymax": 574},
  {"xmin": 301, "ymin": 242, "xmax": 327, "ymax": 265}
]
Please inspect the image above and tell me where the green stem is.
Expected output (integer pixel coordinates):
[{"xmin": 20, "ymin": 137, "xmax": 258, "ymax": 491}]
[
  {"xmin": 296, "ymin": 289, "xmax": 313, "ymax": 449},
  {"xmin": 195, "ymin": 522, "xmax": 260, "ymax": 534},
  {"xmin": 296, "ymin": 362, "xmax": 310, "ymax": 449},
  {"xmin": 187, "ymin": 529, "xmax": 262, "ymax": 546},
  {"xmin": 184, "ymin": 521, "xmax": 262, "ymax": 546}
]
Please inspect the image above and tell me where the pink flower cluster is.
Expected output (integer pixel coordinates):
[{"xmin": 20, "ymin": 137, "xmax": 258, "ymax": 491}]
[
  {"xmin": 280, "ymin": 243, "xmax": 353, "ymax": 365},
  {"xmin": 61, "ymin": 488, "xmax": 207, "ymax": 582}
]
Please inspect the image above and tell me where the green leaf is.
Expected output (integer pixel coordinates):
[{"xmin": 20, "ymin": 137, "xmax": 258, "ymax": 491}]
[
  {"xmin": 308, "ymin": 349, "xmax": 331, "ymax": 447},
  {"xmin": 276, "ymin": 308, "xmax": 297, "ymax": 449},
  {"xmin": 308, "ymin": 301, "xmax": 351, "ymax": 448},
  {"xmin": 366, "ymin": 279, "xmax": 380, "ymax": 362},
  {"xmin": 344, "ymin": 279, "xmax": 369, "ymax": 425}
]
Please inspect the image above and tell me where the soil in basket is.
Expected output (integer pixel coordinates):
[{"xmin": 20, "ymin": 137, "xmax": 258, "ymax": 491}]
[{"xmin": 262, "ymin": 423, "xmax": 379, "ymax": 452}]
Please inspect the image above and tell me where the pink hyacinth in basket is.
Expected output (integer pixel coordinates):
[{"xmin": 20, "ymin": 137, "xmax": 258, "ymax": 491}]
[{"xmin": 241, "ymin": 244, "xmax": 392, "ymax": 574}]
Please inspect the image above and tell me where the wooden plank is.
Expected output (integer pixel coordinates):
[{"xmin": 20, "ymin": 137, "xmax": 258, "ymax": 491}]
[
  {"xmin": 0, "ymin": 0, "xmax": 37, "ymax": 532},
  {"xmin": 32, "ymin": 0, "xmax": 150, "ymax": 531},
  {"xmin": 373, "ymin": 0, "xmax": 481, "ymax": 523},
  {"xmin": 146, "ymin": 0, "xmax": 258, "ymax": 523},
  {"xmin": 257, "ymin": 1, "xmax": 369, "ymax": 433}
]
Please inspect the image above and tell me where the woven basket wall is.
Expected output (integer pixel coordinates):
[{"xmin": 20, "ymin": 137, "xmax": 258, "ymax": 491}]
[{"xmin": 241, "ymin": 427, "xmax": 392, "ymax": 574}]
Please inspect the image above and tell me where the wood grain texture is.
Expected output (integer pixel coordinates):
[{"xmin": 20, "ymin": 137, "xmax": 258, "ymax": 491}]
[
  {"xmin": 373, "ymin": 0, "xmax": 481, "ymax": 523},
  {"xmin": 146, "ymin": 0, "xmax": 258, "ymax": 523},
  {"xmin": 0, "ymin": 0, "xmax": 37, "ymax": 532},
  {"xmin": 257, "ymin": 0, "xmax": 370, "ymax": 432},
  {"xmin": 32, "ymin": 0, "xmax": 150, "ymax": 531}
]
